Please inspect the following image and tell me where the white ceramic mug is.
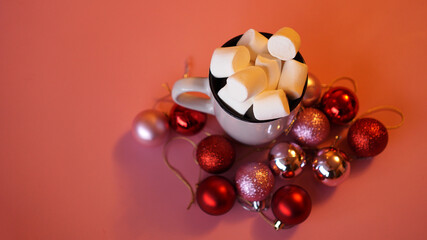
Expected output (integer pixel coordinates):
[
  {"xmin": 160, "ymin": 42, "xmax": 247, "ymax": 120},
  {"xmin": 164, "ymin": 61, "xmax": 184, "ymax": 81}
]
[{"xmin": 171, "ymin": 33, "xmax": 307, "ymax": 145}]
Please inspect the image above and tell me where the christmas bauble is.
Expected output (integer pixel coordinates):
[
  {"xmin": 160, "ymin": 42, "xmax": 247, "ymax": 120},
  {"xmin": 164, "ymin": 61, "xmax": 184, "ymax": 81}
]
[
  {"xmin": 196, "ymin": 176, "xmax": 236, "ymax": 216},
  {"xmin": 320, "ymin": 87, "xmax": 359, "ymax": 124},
  {"xmin": 169, "ymin": 104, "xmax": 207, "ymax": 136},
  {"xmin": 196, "ymin": 135, "xmax": 235, "ymax": 174},
  {"xmin": 312, "ymin": 147, "xmax": 351, "ymax": 187},
  {"xmin": 347, "ymin": 118, "xmax": 388, "ymax": 158},
  {"xmin": 269, "ymin": 142, "xmax": 306, "ymax": 178},
  {"xmin": 235, "ymin": 162, "xmax": 275, "ymax": 202},
  {"xmin": 132, "ymin": 109, "xmax": 169, "ymax": 146},
  {"xmin": 271, "ymin": 185, "xmax": 312, "ymax": 227},
  {"xmin": 289, "ymin": 108, "xmax": 330, "ymax": 147},
  {"xmin": 302, "ymin": 73, "xmax": 322, "ymax": 107}
]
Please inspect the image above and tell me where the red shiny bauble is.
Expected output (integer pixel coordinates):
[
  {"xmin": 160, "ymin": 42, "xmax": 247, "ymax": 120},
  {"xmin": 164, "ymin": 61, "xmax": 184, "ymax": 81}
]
[
  {"xmin": 271, "ymin": 185, "xmax": 312, "ymax": 226},
  {"xmin": 320, "ymin": 87, "xmax": 359, "ymax": 124},
  {"xmin": 347, "ymin": 118, "xmax": 388, "ymax": 158},
  {"xmin": 196, "ymin": 176, "xmax": 236, "ymax": 215},
  {"xmin": 196, "ymin": 135, "xmax": 235, "ymax": 174},
  {"xmin": 169, "ymin": 104, "xmax": 207, "ymax": 136}
]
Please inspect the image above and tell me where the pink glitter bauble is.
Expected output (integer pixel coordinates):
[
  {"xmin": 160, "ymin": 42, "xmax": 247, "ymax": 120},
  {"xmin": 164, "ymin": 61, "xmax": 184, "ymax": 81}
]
[
  {"xmin": 235, "ymin": 162, "xmax": 275, "ymax": 202},
  {"xmin": 289, "ymin": 108, "xmax": 330, "ymax": 147}
]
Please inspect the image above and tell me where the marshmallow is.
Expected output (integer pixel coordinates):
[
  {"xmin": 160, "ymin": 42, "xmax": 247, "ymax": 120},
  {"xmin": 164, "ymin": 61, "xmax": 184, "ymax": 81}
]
[
  {"xmin": 253, "ymin": 89, "xmax": 290, "ymax": 121},
  {"xmin": 267, "ymin": 27, "xmax": 301, "ymax": 61},
  {"xmin": 227, "ymin": 66, "xmax": 267, "ymax": 102},
  {"xmin": 210, "ymin": 46, "xmax": 251, "ymax": 78},
  {"xmin": 218, "ymin": 84, "xmax": 254, "ymax": 115},
  {"xmin": 237, "ymin": 29, "xmax": 269, "ymax": 61},
  {"xmin": 278, "ymin": 59, "xmax": 308, "ymax": 99},
  {"xmin": 255, "ymin": 53, "xmax": 282, "ymax": 90}
]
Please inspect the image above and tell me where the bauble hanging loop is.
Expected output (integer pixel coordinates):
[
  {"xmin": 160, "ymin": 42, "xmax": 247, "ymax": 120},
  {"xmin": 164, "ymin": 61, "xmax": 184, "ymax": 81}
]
[
  {"xmin": 162, "ymin": 136, "xmax": 198, "ymax": 209},
  {"xmin": 325, "ymin": 76, "xmax": 358, "ymax": 93}
]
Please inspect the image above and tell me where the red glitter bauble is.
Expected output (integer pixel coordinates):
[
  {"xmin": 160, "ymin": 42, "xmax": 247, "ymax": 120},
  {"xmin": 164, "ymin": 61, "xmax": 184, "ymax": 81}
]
[
  {"xmin": 169, "ymin": 104, "xmax": 207, "ymax": 136},
  {"xmin": 196, "ymin": 135, "xmax": 235, "ymax": 174},
  {"xmin": 347, "ymin": 118, "xmax": 388, "ymax": 158},
  {"xmin": 320, "ymin": 87, "xmax": 359, "ymax": 124},
  {"xmin": 196, "ymin": 176, "xmax": 236, "ymax": 215},
  {"xmin": 271, "ymin": 185, "xmax": 312, "ymax": 226}
]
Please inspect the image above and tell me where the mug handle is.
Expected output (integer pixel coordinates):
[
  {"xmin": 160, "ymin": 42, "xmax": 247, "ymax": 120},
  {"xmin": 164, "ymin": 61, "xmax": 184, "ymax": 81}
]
[{"xmin": 171, "ymin": 77, "xmax": 215, "ymax": 115}]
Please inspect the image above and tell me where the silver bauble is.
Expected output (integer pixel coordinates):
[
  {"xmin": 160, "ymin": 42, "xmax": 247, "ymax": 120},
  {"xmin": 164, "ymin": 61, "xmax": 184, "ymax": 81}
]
[
  {"xmin": 269, "ymin": 142, "xmax": 306, "ymax": 178},
  {"xmin": 302, "ymin": 73, "xmax": 322, "ymax": 107},
  {"xmin": 312, "ymin": 147, "xmax": 350, "ymax": 186}
]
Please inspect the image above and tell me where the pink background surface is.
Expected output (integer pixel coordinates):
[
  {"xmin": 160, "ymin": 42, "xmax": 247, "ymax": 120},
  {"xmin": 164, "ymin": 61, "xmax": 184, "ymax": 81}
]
[{"xmin": 1, "ymin": 0, "xmax": 427, "ymax": 239}]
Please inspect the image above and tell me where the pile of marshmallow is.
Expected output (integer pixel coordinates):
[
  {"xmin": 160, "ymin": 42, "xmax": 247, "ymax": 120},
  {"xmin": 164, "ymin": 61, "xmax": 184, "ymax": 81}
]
[{"xmin": 210, "ymin": 27, "xmax": 308, "ymax": 121}]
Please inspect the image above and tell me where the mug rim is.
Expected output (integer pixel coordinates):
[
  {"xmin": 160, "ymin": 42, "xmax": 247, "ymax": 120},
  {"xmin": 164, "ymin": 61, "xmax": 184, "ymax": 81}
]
[{"xmin": 209, "ymin": 32, "xmax": 308, "ymax": 123}]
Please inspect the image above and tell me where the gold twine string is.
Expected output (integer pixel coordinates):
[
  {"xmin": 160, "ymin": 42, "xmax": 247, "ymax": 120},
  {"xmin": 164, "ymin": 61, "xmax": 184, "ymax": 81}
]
[
  {"xmin": 355, "ymin": 106, "xmax": 404, "ymax": 130},
  {"xmin": 258, "ymin": 211, "xmax": 277, "ymax": 229},
  {"xmin": 152, "ymin": 83, "xmax": 173, "ymax": 110},
  {"xmin": 163, "ymin": 136, "xmax": 198, "ymax": 209},
  {"xmin": 161, "ymin": 57, "xmax": 204, "ymax": 199},
  {"xmin": 152, "ymin": 57, "xmax": 190, "ymax": 110},
  {"xmin": 183, "ymin": 58, "xmax": 190, "ymax": 78},
  {"xmin": 331, "ymin": 136, "xmax": 341, "ymax": 148},
  {"xmin": 236, "ymin": 195, "xmax": 277, "ymax": 229},
  {"xmin": 161, "ymin": 58, "xmax": 218, "ymax": 208},
  {"xmin": 322, "ymin": 76, "xmax": 358, "ymax": 93},
  {"xmin": 162, "ymin": 83, "xmax": 172, "ymax": 93}
]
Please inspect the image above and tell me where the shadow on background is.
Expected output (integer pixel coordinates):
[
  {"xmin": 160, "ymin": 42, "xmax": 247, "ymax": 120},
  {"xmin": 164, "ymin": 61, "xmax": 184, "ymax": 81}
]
[
  {"xmin": 112, "ymin": 113, "xmax": 376, "ymax": 239},
  {"xmin": 113, "ymin": 116, "xmax": 247, "ymax": 238},
  {"xmin": 251, "ymin": 215, "xmax": 298, "ymax": 240},
  {"xmin": 336, "ymin": 136, "xmax": 374, "ymax": 177},
  {"xmin": 113, "ymin": 131, "xmax": 222, "ymax": 238}
]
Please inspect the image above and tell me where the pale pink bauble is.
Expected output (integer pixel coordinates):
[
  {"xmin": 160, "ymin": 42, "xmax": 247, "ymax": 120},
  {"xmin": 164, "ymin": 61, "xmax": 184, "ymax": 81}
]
[{"xmin": 132, "ymin": 109, "xmax": 169, "ymax": 146}]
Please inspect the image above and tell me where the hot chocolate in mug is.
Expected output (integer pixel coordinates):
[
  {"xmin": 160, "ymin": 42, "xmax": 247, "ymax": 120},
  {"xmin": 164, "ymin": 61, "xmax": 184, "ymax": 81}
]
[{"xmin": 172, "ymin": 33, "xmax": 307, "ymax": 145}]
